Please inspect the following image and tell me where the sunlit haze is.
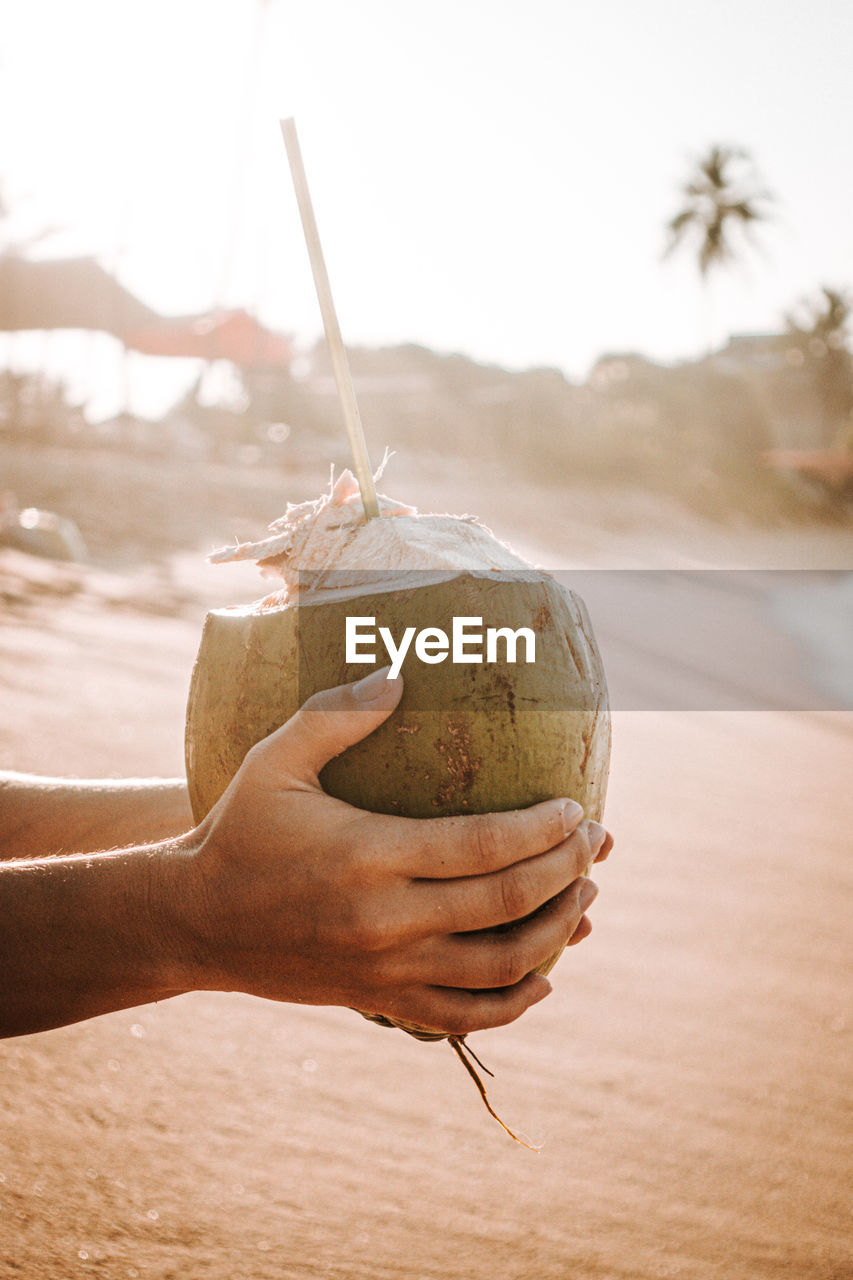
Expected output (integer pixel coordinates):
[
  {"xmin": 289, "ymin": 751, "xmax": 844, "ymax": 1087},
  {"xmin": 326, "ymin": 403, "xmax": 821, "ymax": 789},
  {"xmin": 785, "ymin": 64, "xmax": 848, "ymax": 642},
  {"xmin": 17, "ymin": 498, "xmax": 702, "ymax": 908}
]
[{"xmin": 2, "ymin": 0, "xmax": 852, "ymax": 418}]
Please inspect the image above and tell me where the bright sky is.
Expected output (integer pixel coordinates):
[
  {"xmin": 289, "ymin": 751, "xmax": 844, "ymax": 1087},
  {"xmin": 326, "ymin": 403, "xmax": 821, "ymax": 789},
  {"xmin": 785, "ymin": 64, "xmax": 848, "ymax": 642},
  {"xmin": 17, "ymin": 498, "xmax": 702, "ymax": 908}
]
[{"xmin": 2, "ymin": 0, "xmax": 852, "ymax": 417}]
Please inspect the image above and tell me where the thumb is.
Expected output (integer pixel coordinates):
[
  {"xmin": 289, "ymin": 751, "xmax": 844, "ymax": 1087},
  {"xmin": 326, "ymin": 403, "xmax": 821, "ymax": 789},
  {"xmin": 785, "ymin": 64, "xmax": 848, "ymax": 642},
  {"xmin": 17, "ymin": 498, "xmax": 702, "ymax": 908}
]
[{"xmin": 257, "ymin": 666, "xmax": 404, "ymax": 783}]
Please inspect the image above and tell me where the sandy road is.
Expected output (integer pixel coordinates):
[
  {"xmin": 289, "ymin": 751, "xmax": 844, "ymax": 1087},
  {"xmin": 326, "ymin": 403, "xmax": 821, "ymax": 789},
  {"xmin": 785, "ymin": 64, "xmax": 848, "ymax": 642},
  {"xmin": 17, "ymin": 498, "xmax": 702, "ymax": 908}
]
[{"xmin": 1, "ymin": 551, "xmax": 851, "ymax": 1279}]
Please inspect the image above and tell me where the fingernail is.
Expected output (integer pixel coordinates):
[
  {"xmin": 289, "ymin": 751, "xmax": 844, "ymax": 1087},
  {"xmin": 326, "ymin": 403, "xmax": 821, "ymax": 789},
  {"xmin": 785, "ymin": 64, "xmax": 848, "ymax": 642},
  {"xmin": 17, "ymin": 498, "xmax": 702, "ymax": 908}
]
[
  {"xmin": 352, "ymin": 666, "xmax": 397, "ymax": 701},
  {"xmin": 560, "ymin": 799, "xmax": 584, "ymax": 835},
  {"xmin": 587, "ymin": 821, "xmax": 606, "ymax": 852},
  {"xmin": 578, "ymin": 878, "xmax": 599, "ymax": 910},
  {"xmin": 530, "ymin": 975, "xmax": 552, "ymax": 1004}
]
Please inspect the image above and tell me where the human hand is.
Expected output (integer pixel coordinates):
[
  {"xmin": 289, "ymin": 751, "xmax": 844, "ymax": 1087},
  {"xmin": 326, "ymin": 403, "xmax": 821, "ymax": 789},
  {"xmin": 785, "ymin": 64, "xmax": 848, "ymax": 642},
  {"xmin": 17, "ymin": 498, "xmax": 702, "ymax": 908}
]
[{"xmin": 174, "ymin": 668, "xmax": 611, "ymax": 1037}]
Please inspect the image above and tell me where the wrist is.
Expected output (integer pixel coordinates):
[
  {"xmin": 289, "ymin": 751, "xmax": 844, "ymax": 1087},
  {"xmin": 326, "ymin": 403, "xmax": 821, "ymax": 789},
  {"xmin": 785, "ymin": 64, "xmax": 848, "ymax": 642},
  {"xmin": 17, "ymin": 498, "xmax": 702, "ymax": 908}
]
[{"xmin": 150, "ymin": 827, "xmax": 228, "ymax": 994}]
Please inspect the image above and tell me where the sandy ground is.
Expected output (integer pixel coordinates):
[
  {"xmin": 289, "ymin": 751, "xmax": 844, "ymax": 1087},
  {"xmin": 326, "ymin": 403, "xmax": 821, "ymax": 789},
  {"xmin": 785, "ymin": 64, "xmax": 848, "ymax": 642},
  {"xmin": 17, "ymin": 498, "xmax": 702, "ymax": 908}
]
[{"xmin": 1, "ymin": 481, "xmax": 852, "ymax": 1279}]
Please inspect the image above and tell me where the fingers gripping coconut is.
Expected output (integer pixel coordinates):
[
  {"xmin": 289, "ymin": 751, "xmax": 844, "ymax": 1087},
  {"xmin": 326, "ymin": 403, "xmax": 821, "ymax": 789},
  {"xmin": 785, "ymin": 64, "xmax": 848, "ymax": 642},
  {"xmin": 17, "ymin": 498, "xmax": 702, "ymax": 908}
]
[
  {"xmin": 190, "ymin": 671, "xmax": 608, "ymax": 1029},
  {"xmin": 185, "ymin": 469, "xmax": 611, "ymax": 1144}
]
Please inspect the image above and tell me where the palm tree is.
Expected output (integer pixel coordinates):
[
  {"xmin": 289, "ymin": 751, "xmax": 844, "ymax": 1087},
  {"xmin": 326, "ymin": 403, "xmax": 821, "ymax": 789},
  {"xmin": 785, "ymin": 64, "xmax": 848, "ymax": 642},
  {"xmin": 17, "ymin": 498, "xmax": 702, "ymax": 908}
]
[
  {"xmin": 787, "ymin": 285, "xmax": 851, "ymax": 347},
  {"xmin": 665, "ymin": 144, "xmax": 773, "ymax": 276},
  {"xmin": 665, "ymin": 145, "xmax": 773, "ymax": 352},
  {"xmin": 786, "ymin": 286, "xmax": 853, "ymax": 447}
]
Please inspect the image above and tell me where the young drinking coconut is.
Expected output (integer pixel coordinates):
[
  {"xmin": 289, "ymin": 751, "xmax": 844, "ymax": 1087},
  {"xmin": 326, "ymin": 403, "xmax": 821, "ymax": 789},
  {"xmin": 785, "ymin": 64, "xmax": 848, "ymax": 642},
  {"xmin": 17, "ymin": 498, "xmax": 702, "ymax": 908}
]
[{"xmin": 186, "ymin": 468, "xmax": 612, "ymax": 1143}]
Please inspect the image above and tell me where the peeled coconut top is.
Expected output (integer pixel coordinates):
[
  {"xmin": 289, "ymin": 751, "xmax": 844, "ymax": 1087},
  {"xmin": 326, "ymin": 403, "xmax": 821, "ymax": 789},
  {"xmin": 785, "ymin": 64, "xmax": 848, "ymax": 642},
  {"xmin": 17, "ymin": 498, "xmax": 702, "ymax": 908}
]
[{"xmin": 210, "ymin": 468, "xmax": 534, "ymax": 608}]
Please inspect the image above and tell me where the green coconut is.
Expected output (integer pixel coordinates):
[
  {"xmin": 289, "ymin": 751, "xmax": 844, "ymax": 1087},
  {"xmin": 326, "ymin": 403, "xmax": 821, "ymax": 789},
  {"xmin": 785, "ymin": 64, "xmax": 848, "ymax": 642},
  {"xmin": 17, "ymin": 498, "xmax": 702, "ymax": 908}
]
[
  {"xmin": 186, "ymin": 570, "xmax": 609, "ymax": 829},
  {"xmin": 184, "ymin": 479, "xmax": 610, "ymax": 1144}
]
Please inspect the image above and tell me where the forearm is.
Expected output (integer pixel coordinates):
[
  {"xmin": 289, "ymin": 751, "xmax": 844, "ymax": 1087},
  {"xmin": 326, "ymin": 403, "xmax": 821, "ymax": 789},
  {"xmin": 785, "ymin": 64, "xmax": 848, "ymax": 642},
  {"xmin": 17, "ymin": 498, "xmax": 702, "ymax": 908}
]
[
  {"xmin": 0, "ymin": 836, "xmax": 198, "ymax": 1037},
  {"xmin": 0, "ymin": 773, "xmax": 193, "ymax": 860}
]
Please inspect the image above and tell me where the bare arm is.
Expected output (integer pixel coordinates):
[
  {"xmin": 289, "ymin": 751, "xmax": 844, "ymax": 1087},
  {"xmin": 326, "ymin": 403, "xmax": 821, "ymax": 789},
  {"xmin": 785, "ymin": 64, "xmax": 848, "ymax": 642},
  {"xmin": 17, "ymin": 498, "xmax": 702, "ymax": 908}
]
[
  {"xmin": 0, "ymin": 774, "xmax": 196, "ymax": 1032},
  {"xmin": 0, "ymin": 671, "xmax": 610, "ymax": 1040},
  {"xmin": 0, "ymin": 773, "xmax": 193, "ymax": 859},
  {"xmin": 0, "ymin": 836, "xmax": 194, "ymax": 1034}
]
